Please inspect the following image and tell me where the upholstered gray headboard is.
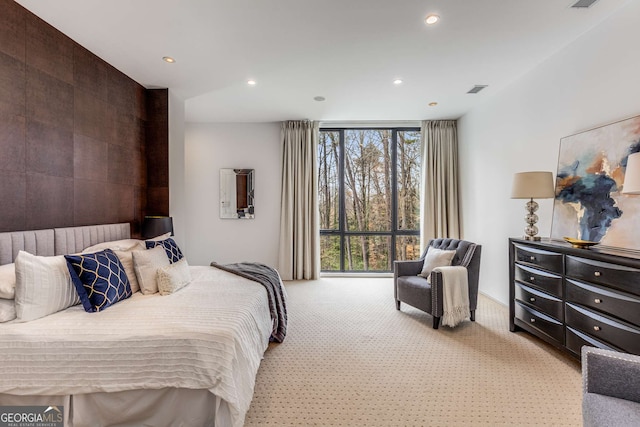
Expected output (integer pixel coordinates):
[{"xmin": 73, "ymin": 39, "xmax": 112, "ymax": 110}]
[
  {"xmin": 0, "ymin": 229, "xmax": 55, "ymax": 265},
  {"xmin": 0, "ymin": 223, "xmax": 130, "ymax": 265},
  {"xmin": 54, "ymin": 223, "xmax": 130, "ymax": 255}
]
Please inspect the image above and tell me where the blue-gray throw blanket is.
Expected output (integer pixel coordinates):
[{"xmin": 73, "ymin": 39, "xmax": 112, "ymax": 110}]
[{"xmin": 210, "ymin": 262, "xmax": 287, "ymax": 343}]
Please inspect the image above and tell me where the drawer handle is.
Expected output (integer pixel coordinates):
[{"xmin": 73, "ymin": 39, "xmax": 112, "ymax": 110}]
[
  {"xmin": 530, "ymin": 297, "xmax": 536, "ymax": 302},
  {"xmin": 594, "ymin": 271, "xmax": 601, "ymax": 277},
  {"xmin": 529, "ymin": 256, "xmax": 535, "ymax": 261},
  {"xmin": 530, "ymin": 318, "xmax": 536, "ymax": 323},
  {"xmin": 594, "ymin": 298, "xmax": 602, "ymax": 304},
  {"xmin": 593, "ymin": 325, "xmax": 601, "ymax": 331},
  {"xmin": 530, "ymin": 276, "xmax": 535, "ymax": 281}
]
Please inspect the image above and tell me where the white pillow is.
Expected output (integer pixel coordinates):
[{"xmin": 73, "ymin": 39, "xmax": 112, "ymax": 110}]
[
  {"xmin": 14, "ymin": 251, "xmax": 80, "ymax": 322},
  {"xmin": 0, "ymin": 263, "xmax": 16, "ymax": 299},
  {"xmin": 0, "ymin": 299, "xmax": 16, "ymax": 322},
  {"xmin": 83, "ymin": 239, "xmax": 145, "ymax": 253},
  {"xmin": 157, "ymin": 258, "xmax": 192, "ymax": 296},
  {"xmin": 113, "ymin": 250, "xmax": 140, "ymax": 293},
  {"xmin": 133, "ymin": 246, "xmax": 170, "ymax": 295},
  {"xmin": 419, "ymin": 247, "xmax": 456, "ymax": 278}
]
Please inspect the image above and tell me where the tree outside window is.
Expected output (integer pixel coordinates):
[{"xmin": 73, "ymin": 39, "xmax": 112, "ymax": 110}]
[{"xmin": 318, "ymin": 128, "xmax": 421, "ymax": 272}]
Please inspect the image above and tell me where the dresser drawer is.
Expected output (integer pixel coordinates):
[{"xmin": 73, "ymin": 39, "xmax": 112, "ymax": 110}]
[
  {"xmin": 566, "ymin": 256, "xmax": 640, "ymax": 296},
  {"xmin": 566, "ymin": 278, "xmax": 640, "ymax": 326},
  {"xmin": 565, "ymin": 303, "xmax": 640, "ymax": 355},
  {"xmin": 514, "ymin": 264, "xmax": 563, "ymax": 298},
  {"xmin": 515, "ymin": 283, "xmax": 563, "ymax": 321},
  {"xmin": 515, "ymin": 301, "xmax": 564, "ymax": 343},
  {"xmin": 514, "ymin": 244, "xmax": 563, "ymax": 273},
  {"xmin": 565, "ymin": 326, "xmax": 622, "ymax": 356}
]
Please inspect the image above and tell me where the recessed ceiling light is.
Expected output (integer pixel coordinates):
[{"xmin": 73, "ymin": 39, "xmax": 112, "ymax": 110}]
[
  {"xmin": 393, "ymin": 79, "xmax": 403, "ymax": 85},
  {"xmin": 247, "ymin": 79, "xmax": 257, "ymax": 86},
  {"xmin": 425, "ymin": 14, "xmax": 439, "ymax": 25},
  {"xmin": 428, "ymin": 102, "xmax": 438, "ymax": 107},
  {"xmin": 314, "ymin": 96, "xmax": 326, "ymax": 102},
  {"xmin": 162, "ymin": 56, "xmax": 175, "ymax": 63}
]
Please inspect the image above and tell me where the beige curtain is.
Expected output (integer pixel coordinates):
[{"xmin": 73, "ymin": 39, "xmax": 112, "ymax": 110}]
[
  {"xmin": 420, "ymin": 120, "xmax": 461, "ymax": 249},
  {"xmin": 277, "ymin": 120, "xmax": 320, "ymax": 280}
]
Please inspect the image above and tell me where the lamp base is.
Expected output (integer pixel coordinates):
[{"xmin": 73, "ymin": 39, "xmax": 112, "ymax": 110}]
[{"xmin": 523, "ymin": 198, "xmax": 542, "ymax": 241}]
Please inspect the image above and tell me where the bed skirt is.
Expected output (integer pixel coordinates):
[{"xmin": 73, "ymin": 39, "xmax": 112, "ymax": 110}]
[{"xmin": 0, "ymin": 388, "xmax": 229, "ymax": 427}]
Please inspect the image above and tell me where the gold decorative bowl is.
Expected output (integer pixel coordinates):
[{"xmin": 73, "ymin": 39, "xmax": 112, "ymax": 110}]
[{"xmin": 563, "ymin": 237, "xmax": 600, "ymax": 249}]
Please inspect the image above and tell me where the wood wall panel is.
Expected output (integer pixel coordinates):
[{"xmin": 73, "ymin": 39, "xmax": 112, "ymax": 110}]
[
  {"xmin": 0, "ymin": 0, "xmax": 169, "ymax": 234},
  {"xmin": 133, "ymin": 187, "xmax": 147, "ymax": 237},
  {"xmin": 106, "ymin": 183, "xmax": 135, "ymax": 224},
  {"xmin": 74, "ymin": 88, "xmax": 116, "ymax": 142},
  {"xmin": 26, "ymin": 120, "xmax": 74, "ymax": 177},
  {"xmin": 73, "ymin": 134, "xmax": 108, "ymax": 181},
  {"xmin": 73, "ymin": 179, "xmax": 107, "ymax": 226},
  {"xmin": 0, "ymin": 114, "xmax": 25, "ymax": 171},
  {"xmin": 0, "ymin": 51, "xmax": 26, "ymax": 116},
  {"xmin": 146, "ymin": 187, "xmax": 169, "ymax": 218},
  {"xmin": 107, "ymin": 143, "xmax": 137, "ymax": 185},
  {"xmin": 26, "ymin": 174, "xmax": 74, "ymax": 229},
  {"xmin": 25, "ymin": 13, "xmax": 74, "ymax": 85},
  {"xmin": 0, "ymin": 0, "xmax": 25, "ymax": 61},
  {"xmin": 0, "ymin": 170, "xmax": 26, "ymax": 231},
  {"xmin": 73, "ymin": 45, "xmax": 109, "ymax": 101},
  {"xmin": 26, "ymin": 66, "xmax": 74, "ymax": 130},
  {"xmin": 108, "ymin": 69, "xmax": 137, "ymax": 113},
  {"xmin": 145, "ymin": 89, "xmax": 169, "ymax": 216},
  {"xmin": 115, "ymin": 114, "xmax": 145, "ymax": 152}
]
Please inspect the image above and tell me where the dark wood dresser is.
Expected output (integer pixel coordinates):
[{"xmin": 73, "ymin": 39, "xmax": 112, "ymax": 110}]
[{"xmin": 509, "ymin": 238, "xmax": 640, "ymax": 358}]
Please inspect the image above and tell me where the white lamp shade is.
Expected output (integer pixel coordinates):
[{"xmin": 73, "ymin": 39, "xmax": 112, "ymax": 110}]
[
  {"xmin": 511, "ymin": 171, "xmax": 555, "ymax": 199},
  {"xmin": 623, "ymin": 152, "xmax": 640, "ymax": 194}
]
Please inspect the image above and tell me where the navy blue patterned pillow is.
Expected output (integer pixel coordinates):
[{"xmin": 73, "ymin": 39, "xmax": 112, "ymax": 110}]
[
  {"xmin": 64, "ymin": 249, "xmax": 132, "ymax": 313},
  {"xmin": 145, "ymin": 238, "xmax": 184, "ymax": 264}
]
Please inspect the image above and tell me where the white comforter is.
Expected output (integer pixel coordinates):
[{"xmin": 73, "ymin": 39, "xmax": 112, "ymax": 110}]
[{"xmin": 0, "ymin": 266, "xmax": 273, "ymax": 427}]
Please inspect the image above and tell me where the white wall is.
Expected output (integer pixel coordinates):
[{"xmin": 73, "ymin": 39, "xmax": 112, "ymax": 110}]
[
  {"xmin": 458, "ymin": 0, "xmax": 640, "ymax": 305},
  {"xmin": 182, "ymin": 122, "xmax": 281, "ymax": 266}
]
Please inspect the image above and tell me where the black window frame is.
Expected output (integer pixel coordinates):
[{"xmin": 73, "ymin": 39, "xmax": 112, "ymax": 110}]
[{"xmin": 319, "ymin": 127, "xmax": 421, "ymax": 273}]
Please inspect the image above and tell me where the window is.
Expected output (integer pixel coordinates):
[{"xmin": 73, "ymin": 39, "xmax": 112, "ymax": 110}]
[{"xmin": 318, "ymin": 128, "xmax": 421, "ymax": 272}]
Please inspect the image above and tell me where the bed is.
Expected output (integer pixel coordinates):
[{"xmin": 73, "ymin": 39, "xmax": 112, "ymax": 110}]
[{"xmin": 0, "ymin": 223, "xmax": 284, "ymax": 427}]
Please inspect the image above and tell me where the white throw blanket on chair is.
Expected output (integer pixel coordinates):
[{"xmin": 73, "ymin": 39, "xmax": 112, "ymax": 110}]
[{"xmin": 433, "ymin": 266, "xmax": 469, "ymax": 327}]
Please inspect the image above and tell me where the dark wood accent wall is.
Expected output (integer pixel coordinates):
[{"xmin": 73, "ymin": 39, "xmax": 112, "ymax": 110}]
[
  {"xmin": 0, "ymin": 0, "xmax": 169, "ymax": 235},
  {"xmin": 146, "ymin": 89, "xmax": 169, "ymax": 216}
]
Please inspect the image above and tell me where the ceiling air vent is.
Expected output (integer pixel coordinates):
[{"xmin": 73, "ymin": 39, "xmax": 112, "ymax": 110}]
[
  {"xmin": 467, "ymin": 85, "xmax": 488, "ymax": 94},
  {"xmin": 571, "ymin": 0, "xmax": 599, "ymax": 8}
]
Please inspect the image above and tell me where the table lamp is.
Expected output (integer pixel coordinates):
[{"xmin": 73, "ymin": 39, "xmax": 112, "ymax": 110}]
[
  {"xmin": 142, "ymin": 216, "xmax": 174, "ymax": 239},
  {"xmin": 511, "ymin": 171, "xmax": 555, "ymax": 241}
]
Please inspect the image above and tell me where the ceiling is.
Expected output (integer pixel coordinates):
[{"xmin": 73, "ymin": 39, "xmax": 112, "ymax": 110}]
[{"xmin": 16, "ymin": 0, "xmax": 629, "ymax": 123}]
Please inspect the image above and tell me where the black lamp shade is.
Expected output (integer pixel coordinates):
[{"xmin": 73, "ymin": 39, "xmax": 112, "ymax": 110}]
[{"xmin": 142, "ymin": 216, "xmax": 174, "ymax": 239}]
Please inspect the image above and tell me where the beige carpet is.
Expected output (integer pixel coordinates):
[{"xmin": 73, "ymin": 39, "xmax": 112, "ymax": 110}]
[{"xmin": 245, "ymin": 278, "xmax": 581, "ymax": 426}]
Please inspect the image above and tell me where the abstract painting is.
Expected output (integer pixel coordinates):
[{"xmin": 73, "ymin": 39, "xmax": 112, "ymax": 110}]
[{"xmin": 551, "ymin": 115, "xmax": 640, "ymax": 251}]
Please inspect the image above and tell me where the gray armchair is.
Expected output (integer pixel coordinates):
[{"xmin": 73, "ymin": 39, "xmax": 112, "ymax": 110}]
[
  {"xmin": 394, "ymin": 238, "xmax": 481, "ymax": 329},
  {"xmin": 582, "ymin": 346, "xmax": 640, "ymax": 427}
]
